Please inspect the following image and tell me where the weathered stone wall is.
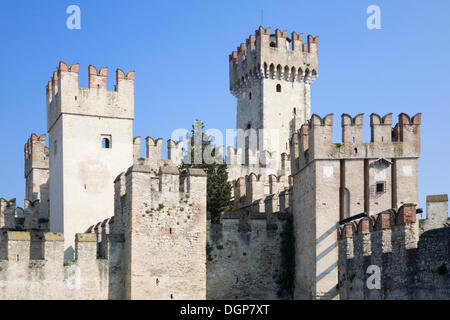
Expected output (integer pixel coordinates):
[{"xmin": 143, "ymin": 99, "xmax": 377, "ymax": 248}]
[
  {"xmin": 0, "ymin": 231, "xmax": 124, "ymax": 300},
  {"xmin": 420, "ymin": 195, "xmax": 449, "ymax": 233},
  {"xmin": 24, "ymin": 133, "xmax": 49, "ymax": 222},
  {"xmin": 121, "ymin": 165, "xmax": 207, "ymax": 300},
  {"xmin": 338, "ymin": 204, "xmax": 449, "ymax": 300},
  {"xmin": 206, "ymin": 214, "xmax": 286, "ymax": 300},
  {"xmin": 413, "ymin": 227, "xmax": 450, "ymax": 299}
]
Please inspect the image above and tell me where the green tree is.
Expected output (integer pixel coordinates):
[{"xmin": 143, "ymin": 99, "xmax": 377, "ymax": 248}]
[{"xmin": 181, "ymin": 120, "xmax": 232, "ymax": 224}]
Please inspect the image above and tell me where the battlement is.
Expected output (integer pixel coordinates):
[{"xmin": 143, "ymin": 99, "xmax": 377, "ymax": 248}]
[
  {"xmin": 24, "ymin": 133, "xmax": 48, "ymax": 178},
  {"xmin": 132, "ymin": 136, "xmax": 184, "ymax": 167},
  {"xmin": 46, "ymin": 61, "xmax": 135, "ymax": 131},
  {"xmin": 125, "ymin": 164, "xmax": 206, "ymax": 194},
  {"xmin": 0, "ymin": 198, "xmax": 46, "ymax": 230},
  {"xmin": 229, "ymin": 26, "xmax": 319, "ymax": 92},
  {"xmin": 337, "ymin": 203, "xmax": 449, "ymax": 299},
  {"xmin": 290, "ymin": 113, "xmax": 421, "ymax": 173},
  {"xmin": 0, "ymin": 229, "xmax": 125, "ymax": 299},
  {"xmin": 339, "ymin": 204, "xmax": 417, "ymax": 240},
  {"xmin": 111, "ymin": 163, "xmax": 207, "ymax": 299},
  {"xmin": 232, "ymin": 173, "xmax": 290, "ymax": 212},
  {"xmin": 420, "ymin": 194, "xmax": 449, "ymax": 233},
  {"xmin": 226, "ymin": 146, "xmax": 277, "ymax": 167},
  {"xmin": 0, "ymin": 230, "xmax": 110, "ymax": 262},
  {"xmin": 110, "ymin": 164, "xmax": 207, "ymax": 234}
]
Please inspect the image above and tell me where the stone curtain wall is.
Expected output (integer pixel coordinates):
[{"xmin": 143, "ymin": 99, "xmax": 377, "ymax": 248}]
[
  {"xmin": 206, "ymin": 214, "xmax": 287, "ymax": 300},
  {"xmin": 413, "ymin": 227, "xmax": 450, "ymax": 299},
  {"xmin": 0, "ymin": 231, "xmax": 124, "ymax": 300},
  {"xmin": 338, "ymin": 204, "xmax": 449, "ymax": 300}
]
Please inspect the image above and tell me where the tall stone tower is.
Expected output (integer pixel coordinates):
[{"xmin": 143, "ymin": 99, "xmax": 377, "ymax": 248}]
[
  {"xmin": 24, "ymin": 133, "xmax": 50, "ymax": 230},
  {"xmin": 46, "ymin": 61, "xmax": 134, "ymax": 258},
  {"xmin": 290, "ymin": 112, "xmax": 421, "ymax": 299},
  {"xmin": 229, "ymin": 27, "xmax": 318, "ymax": 160},
  {"xmin": 24, "ymin": 133, "xmax": 49, "ymax": 215}
]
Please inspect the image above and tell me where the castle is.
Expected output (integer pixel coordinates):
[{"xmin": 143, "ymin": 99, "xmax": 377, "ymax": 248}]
[{"xmin": 0, "ymin": 26, "xmax": 448, "ymax": 300}]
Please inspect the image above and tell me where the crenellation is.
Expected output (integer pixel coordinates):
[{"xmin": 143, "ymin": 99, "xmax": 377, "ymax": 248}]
[
  {"xmin": 145, "ymin": 137, "xmax": 163, "ymax": 164},
  {"xmin": 6, "ymin": 231, "xmax": 31, "ymax": 262},
  {"xmin": 42, "ymin": 232, "xmax": 64, "ymax": 262},
  {"xmin": 291, "ymin": 113, "xmax": 422, "ymax": 174},
  {"xmin": 0, "ymin": 198, "xmax": 44, "ymax": 231},
  {"xmin": 0, "ymin": 27, "xmax": 447, "ymax": 300},
  {"xmin": 264, "ymin": 194, "xmax": 279, "ymax": 225},
  {"xmin": 133, "ymin": 137, "xmax": 184, "ymax": 168},
  {"xmin": 336, "ymin": 203, "xmax": 448, "ymax": 299},
  {"xmin": 159, "ymin": 165, "xmax": 180, "ymax": 193},
  {"xmin": 133, "ymin": 136, "xmax": 141, "ymax": 161},
  {"xmin": 230, "ymin": 26, "xmax": 318, "ymax": 92},
  {"xmin": 47, "ymin": 61, "xmax": 135, "ymax": 132},
  {"xmin": 88, "ymin": 65, "xmax": 108, "ymax": 89},
  {"xmin": 419, "ymin": 194, "xmax": 449, "ymax": 233},
  {"xmin": 341, "ymin": 113, "xmax": 364, "ymax": 152},
  {"xmin": 370, "ymin": 113, "xmax": 393, "ymax": 143},
  {"xmin": 120, "ymin": 163, "xmax": 207, "ymax": 299},
  {"xmin": 167, "ymin": 139, "xmax": 184, "ymax": 166},
  {"xmin": 75, "ymin": 233, "xmax": 98, "ymax": 261},
  {"xmin": 279, "ymin": 189, "xmax": 290, "ymax": 213}
]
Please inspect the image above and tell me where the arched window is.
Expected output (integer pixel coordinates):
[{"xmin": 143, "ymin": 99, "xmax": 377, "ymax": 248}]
[
  {"xmin": 246, "ymin": 122, "xmax": 252, "ymax": 130},
  {"xmin": 276, "ymin": 84, "xmax": 282, "ymax": 92},
  {"xmin": 102, "ymin": 137, "xmax": 111, "ymax": 149},
  {"xmin": 249, "ymin": 92, "xmax": 252, "ymax": 100}
]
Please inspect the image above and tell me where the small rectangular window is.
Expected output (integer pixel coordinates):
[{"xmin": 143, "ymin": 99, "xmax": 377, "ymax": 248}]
[{"xmin": 376, "ymin": 182, "xmax": 385, "ymax": 193}]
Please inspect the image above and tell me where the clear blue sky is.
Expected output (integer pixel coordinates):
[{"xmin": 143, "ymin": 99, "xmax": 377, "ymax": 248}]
[{"xmin": 0, "ymin": 0, "xmax": 449, "ymax": 216}]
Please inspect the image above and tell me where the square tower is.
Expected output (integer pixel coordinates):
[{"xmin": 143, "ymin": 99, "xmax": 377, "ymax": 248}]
[
  {"xmin": 24, "ymin": 133, "xmax": 49, "ymax": 219},
  {"xmin": 229, "ymin": 27, "xmax": 318, "ymax": 158},
  {"xmin": 290, "ymin": 112, "xmax": 421, "ymax": 299},
  {"xmin": 46, "ymin": 61, "xmax": 134, "ymax": 258}
]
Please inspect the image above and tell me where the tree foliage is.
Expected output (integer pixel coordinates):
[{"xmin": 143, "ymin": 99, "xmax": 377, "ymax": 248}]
[{"xmin": 181, "ymin": 120, "xmax": 232, "ymax": 224}]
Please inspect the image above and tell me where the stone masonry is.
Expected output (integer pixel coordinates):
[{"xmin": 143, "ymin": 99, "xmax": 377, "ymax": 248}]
[{"xmin": 0, "ymin": 26, "xmax": 447, "ymax": 300}]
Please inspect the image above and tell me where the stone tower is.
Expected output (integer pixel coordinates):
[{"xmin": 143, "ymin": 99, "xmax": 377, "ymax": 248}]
[
  {"xmin": 290, "ymin": 112, "xmax": 421, "ymax": 299},
  {"xmin": 24, "ymin": 133, "xmax": 49, "ymax": 221},
  {"xmin": 46, "ymin": 61, "xmax": 135, "ymax": 258},
  {"xmin": 229, "ymin": 26, "xmax": 318, "ymax": 160},
  {"xmin": 117, "ymin": 165, "xmax": 207, "ymax": 299}
]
